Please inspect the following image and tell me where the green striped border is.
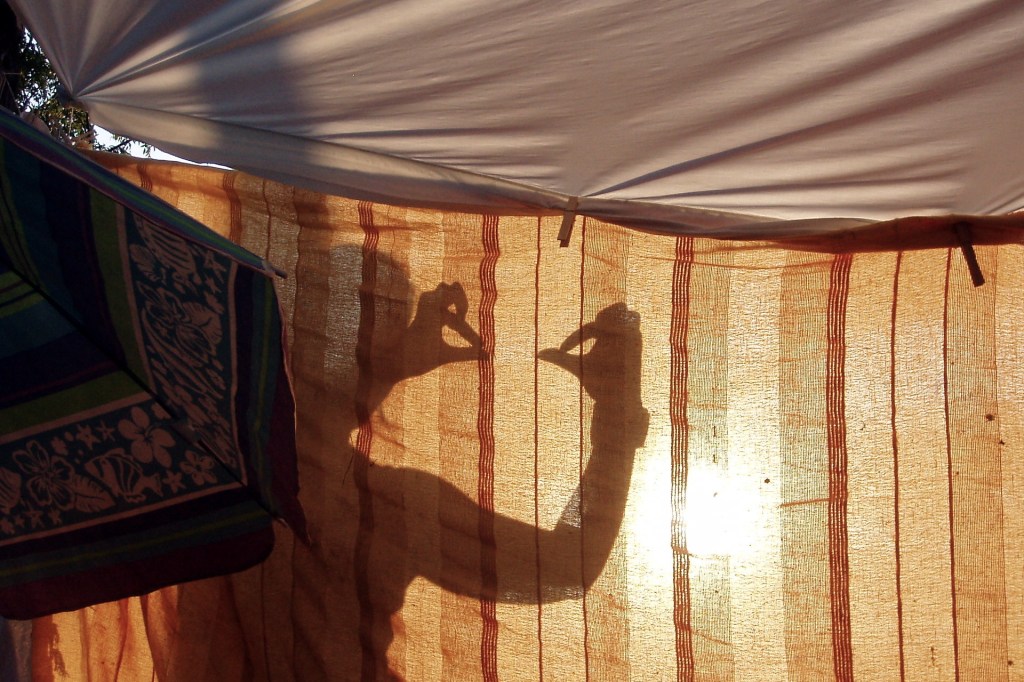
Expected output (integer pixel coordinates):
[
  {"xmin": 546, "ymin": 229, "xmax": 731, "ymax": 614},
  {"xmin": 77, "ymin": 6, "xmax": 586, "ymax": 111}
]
[
  {"xmin": 0, "ymin": 111, "xmax": 273, "ymax": 276},
  {"xmin": 0, "ymin": 497, "xmax": 269, "ymax": 586}
]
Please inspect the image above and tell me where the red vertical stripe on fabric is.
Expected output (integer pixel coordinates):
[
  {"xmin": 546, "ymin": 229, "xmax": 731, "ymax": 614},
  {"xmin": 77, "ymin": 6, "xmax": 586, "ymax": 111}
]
[
  {"xmin": 478, "ymin": 215, "xmax": 500, "ymax": 682},
  {"xmin": 826, "ymin": 253, "xmax": 854, "ymax": 682},
  {"xmin": 136, "ymin": 162, "xmax": 154, "ymax": 194},
  {"xmin": 113, "ymin": 599, "xmax": 129, "ymax": 679},
  {"xmin": 670, "ymin": 236, "xmax": 696, "ymax": 682},
  {"xmin": 222, "ymin": 173, "xmax": 243, "ymax": 244},
  {"xmin": 533, "ymin": 218, "xmax": 545, "ymax": 679},
  {"xmin": 355, "ymin": 201, "xmax": 379, "ymax": 682},
  {"xmin": 890, "ymin": 252, "xmax": 907, "ymax": 682},
  {"xmin": 942, "ymin": 248, "xmax": 961, "ymax": 682},
  {"xmin": 579, "ymin": 218, "xmax": 591, "ymax": 681},
  {"xmin": 260, "ymin": 181, "xmax": 274, "ymax": 262}
]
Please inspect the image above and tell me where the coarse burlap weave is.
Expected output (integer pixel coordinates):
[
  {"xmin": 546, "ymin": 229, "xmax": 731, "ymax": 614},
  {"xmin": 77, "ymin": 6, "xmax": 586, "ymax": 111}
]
[{"xmin": 25, "ymin": 155, "xmax": 1024, "ymax": 681}]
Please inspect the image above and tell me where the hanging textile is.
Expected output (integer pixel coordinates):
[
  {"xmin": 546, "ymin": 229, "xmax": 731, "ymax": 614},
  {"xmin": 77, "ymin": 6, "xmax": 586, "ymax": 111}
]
[
  {"xmin": 25, "ymin": 154, "xmax": 1024, "ymax": 681},
  {"xmin": 0, "ymin": 113, "xmax": 304, "ymax": 620}
]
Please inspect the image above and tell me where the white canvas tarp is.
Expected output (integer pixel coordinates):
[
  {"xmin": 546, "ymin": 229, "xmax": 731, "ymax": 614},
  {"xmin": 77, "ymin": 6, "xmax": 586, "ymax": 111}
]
[{"xmin": 12, "ymin": 1, "xmax": 1024, "ymax": 234}]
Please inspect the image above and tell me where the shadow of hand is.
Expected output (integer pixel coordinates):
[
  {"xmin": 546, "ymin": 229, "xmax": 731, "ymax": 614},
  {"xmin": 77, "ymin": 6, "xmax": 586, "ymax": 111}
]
[
  {"xmin": 377, "ymin": 282, "xmax": 483, "ymax": 388},
  {"xmin": 539, "ymin": 302, "xmax": 649, "ymax": 451}
]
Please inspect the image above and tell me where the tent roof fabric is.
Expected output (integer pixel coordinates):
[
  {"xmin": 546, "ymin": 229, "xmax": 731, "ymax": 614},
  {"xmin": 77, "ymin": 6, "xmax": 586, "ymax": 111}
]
[{"xmin": 11, "ymin": 1, "xmax": 1024, "ymax": 235}]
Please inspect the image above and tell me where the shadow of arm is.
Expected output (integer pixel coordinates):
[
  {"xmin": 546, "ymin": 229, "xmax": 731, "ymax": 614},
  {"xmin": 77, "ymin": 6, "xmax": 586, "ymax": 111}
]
[{"xmin": 414, "ymin": 303, "xmax": 648, "ymax": 604}]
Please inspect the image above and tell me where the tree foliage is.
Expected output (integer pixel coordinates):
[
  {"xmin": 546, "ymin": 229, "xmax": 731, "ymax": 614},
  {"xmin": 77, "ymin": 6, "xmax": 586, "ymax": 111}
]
[{"xmin": 1, "ymin": 8, "xmax": 149, "ymax": 155}]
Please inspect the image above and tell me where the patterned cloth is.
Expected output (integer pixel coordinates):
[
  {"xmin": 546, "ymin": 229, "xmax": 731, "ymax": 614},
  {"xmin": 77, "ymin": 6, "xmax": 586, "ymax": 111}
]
[{"xmin": 0, "ymin": 112, "xmax": 304, "ymax": 619}]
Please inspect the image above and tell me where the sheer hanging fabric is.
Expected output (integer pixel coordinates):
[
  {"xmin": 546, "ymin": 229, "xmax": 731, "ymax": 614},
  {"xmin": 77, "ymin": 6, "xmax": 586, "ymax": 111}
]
[
  {"xmin": 21, "ymin": 155, "xmax": 1024, "ymax": 681},
  {"xmin": 10, "ymin": 0, "xmax": 1024, "ymax": 234}
]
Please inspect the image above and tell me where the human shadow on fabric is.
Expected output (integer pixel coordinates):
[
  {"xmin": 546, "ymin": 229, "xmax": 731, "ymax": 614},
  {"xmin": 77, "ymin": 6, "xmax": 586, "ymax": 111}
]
[
  {"xmin": 166, "ymin": 243, "xmax": 647, "ymax": 681},
  {"xmin": 339, "ymin": 253, "xmax": 649, "ymax": 680}
]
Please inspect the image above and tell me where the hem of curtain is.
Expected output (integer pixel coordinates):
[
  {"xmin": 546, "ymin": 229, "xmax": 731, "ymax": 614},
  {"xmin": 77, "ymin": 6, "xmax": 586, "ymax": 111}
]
[{"xmin": 0, "ymin": 523, "xmax": 274, "ymax": 620}]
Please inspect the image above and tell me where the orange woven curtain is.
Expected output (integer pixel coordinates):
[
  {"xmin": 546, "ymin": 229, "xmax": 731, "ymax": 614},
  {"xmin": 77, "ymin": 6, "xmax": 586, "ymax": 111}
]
[{"xmin": 23, "ymin": 156, "xmax": 1024, "ymax": 681}]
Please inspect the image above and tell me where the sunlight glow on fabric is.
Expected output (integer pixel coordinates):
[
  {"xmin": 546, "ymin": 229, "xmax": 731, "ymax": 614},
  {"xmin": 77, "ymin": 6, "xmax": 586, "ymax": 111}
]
[
  {"xmin": 629, "ymin": 436, "xmax": 749, "ymax": 580},
  {"xmin": 43, "ymin": 153, "xmax": 1024, "ymax": 681},
  {"xmin": 625, "ymin": 442, "xmax": 673, "ymax": 606},
  {"xmin": 686, "ymin": 463, "xmax": 746, "ymax": 560}
]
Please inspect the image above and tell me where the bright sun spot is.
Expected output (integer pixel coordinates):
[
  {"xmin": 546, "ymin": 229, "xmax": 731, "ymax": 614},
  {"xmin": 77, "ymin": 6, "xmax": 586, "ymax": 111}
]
[
  {"xmin": 684, "ymin": 462, "xmax": 745, "ymax": 558},
  {"xmin": 628, "ymin": 430, "xmax": 756, "ymax": 576}
]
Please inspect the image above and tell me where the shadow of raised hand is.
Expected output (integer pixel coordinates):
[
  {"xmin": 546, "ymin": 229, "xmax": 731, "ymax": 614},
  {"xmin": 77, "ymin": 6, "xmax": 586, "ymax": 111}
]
[
  {"xmin": 534, "ymin": 302, "xmax": 649, "ymax": 585},
  {"xmin": 420, "ymin": 303, "xmax": 650, "ymax": 606},
  {"xmin": 374, "ymin": 282, "xmax": 483, "ymax": 390},
  {"xmin": 538, "ymin": 302, "xmax": 648, "ymax": 446},
  {"xmin": 406, "ymin": 302, "xmax": 649, "ymax": 605},
  {"xmin": 412, "ymin": 281, "xmax": 483, "ymax": 365},
  {"xmin": 287, "ymin": 288, "xmax": 649, "ymax": 680}
]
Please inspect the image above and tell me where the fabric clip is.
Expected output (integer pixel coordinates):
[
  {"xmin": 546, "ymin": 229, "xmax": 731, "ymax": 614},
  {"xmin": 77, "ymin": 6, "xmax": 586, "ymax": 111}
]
[
  {"xmin": 557, "ymin": 197, "xmax": 579, "ymax": 247},
  {"xmin": 953, "ymin": 221, "xmax": 985, "ymax": 287}
]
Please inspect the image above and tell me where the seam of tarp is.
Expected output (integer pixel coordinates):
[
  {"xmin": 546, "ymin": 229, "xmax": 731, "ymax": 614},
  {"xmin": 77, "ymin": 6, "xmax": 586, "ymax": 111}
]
[
  {"xmin": 73, "ymin": 102, "xmax": 1024, "ymax": 244},
  {"xmin": 81, "ymin": 100, "xmax": 838, "ymax": 236},
  {"xmin": 83, "ymin": 99, "xmax": 573, "ymax": 207}
]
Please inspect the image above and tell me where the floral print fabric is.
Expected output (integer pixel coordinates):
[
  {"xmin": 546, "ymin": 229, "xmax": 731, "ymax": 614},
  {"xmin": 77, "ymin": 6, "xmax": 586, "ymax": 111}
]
[{"xmin": 0, "ymin": 111, "xmax": 302, "ymax": 619}]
